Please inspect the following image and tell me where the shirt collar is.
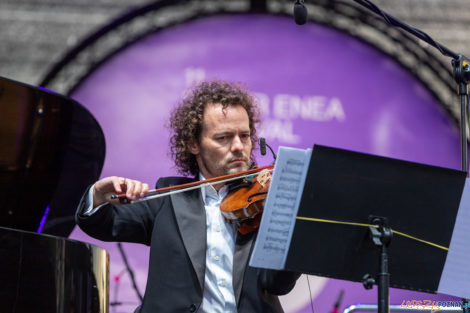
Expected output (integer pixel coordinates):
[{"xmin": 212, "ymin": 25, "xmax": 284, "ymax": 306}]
[{"xmin": 199, "ymin": 173, "xmax": 228, "ymax": 204}]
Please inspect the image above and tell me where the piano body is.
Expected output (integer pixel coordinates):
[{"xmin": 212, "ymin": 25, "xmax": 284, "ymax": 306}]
[{"xmin": 0, "ymin": 76, "xmax": 109, "ymax": 313}]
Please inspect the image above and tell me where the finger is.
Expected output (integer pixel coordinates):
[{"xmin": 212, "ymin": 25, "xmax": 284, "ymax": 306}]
[
  {"xmin": 141, "ymin": 183, "xmax": 149, "ymax": 197},
  {"xmin": 113, "ymin": 177, "xmax": 124, "ymax": 193},
  {"xmin": 126, "ymin": 180, "xmax": 136, "ymax": 199},
  {"xmin": 133, "ymin": 181, "xmax": 143, "ymax": 198}
]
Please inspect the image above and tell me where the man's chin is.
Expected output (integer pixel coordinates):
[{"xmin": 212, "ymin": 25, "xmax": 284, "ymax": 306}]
[{"xmin": 226, "ymin": 164, "xmax": 249, "ymax": 175}]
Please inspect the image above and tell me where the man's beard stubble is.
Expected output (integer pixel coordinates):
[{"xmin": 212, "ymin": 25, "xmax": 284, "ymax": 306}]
[{"xmin": 200, "ymin": 152, "xmax": 250, "ymax": 177}]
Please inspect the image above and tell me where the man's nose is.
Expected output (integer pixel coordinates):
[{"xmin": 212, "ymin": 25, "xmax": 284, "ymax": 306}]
[{"xmin": 231, "ymin": 135, "xmax": 244, "ymax": 152}]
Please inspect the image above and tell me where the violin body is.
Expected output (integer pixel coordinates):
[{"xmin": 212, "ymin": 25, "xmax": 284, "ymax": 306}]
[{"xmin": 220, "ymin": 168, "xmax": 272, "ymax": 234}]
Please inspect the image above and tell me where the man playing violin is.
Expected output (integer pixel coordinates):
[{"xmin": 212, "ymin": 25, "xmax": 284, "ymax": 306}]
[{"xmin": 76, "ymin": 80, "xmax": 300, "ymax": 313}]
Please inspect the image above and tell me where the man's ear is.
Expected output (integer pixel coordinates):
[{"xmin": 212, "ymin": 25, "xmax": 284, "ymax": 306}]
[{"xmin": 188, "ymin": 139, "xmax": 200, "ymax": 155}]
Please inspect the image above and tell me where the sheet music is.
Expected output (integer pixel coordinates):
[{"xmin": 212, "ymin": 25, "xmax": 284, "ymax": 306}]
[
  {"xmin": 249, "ymin": 146, "xmax": 312, "ymax": 270},
  {"xmin": 437, "ymin": 178, "xmax": 470, "ymax": 299}
]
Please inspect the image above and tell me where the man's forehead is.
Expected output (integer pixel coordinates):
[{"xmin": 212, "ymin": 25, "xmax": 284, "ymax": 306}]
[
  {"xmin": 202, "ymin": 103, "xmax": 250, "ymax": 130},
  {"xmin": 204, "ymin": 102, "xmax": 242, "ymax": 113}
]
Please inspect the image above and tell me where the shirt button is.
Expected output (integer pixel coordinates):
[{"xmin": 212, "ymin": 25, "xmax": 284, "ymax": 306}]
[
  {"xmin": 215, "ymin": 226, "xmax": 221, "ymax": 232},
  {"xmin": 220, "ymin": 281, "xmax": 226, "ymax": 287},
  {"xmin": 214, "ymin": 255, "xmax": 220, "ymax": 261}
]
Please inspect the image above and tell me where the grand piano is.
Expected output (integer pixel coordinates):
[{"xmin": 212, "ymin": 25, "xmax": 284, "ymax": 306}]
[{"xmin": 0, "ymin": 76, "xmax": 109, "ymax": 313}]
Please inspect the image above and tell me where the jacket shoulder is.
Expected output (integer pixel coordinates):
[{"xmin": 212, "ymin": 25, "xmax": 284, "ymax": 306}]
[{"xmin": 155, "ymin": 176, "xmax": 196, "ymax": 189}]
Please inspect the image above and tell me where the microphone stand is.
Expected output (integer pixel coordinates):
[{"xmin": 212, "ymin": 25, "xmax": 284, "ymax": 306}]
[
  {"xmin": 342, "ymin": 0, "xmax": 470, "ymax": 172},
  {"xmin": 297, "ymin": 1, "xmax": 469, "ymax": 312}
]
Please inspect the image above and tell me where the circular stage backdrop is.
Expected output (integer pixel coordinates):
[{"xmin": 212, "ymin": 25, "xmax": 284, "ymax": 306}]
[{"xmin": 69, "ymin": 14, "xmax": 460, "ymax": 313}]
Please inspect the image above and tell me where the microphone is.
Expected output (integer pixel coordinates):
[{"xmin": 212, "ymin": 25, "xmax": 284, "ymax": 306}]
[
  {"xmin": 259, "ymin": 137, "xmax": 277, "ymax": 161},
  {"xmin": 294, "ymin": 0, "xmax": 308, "ymax": 25},
  {"xmin": 260, "ymin": 137, "xmax": 267, "ymax": 156}
]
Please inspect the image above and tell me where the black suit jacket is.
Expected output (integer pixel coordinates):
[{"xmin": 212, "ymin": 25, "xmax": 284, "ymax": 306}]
[{"xmin": 76, "ymin": 177, "xmax": 300, "ymax": 313}]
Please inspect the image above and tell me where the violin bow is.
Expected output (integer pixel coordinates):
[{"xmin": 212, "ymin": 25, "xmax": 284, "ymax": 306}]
[{"xmin": 111, "ymin": 164, "xmax": 274, "ymax": 203}]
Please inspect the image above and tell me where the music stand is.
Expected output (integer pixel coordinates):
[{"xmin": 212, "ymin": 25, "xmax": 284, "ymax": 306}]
[{"xmin": 284, "ymin": 145, "xmax": 467, "ymax": 313}]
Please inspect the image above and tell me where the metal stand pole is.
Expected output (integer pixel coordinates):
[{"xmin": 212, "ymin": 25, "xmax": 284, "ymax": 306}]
[
  {"xmin": 378, "ymin": 239, "xmax": 390, "ymax": 313},
  {"xmin": 452, "ymin": 55, "xmax": 470, "ymax": 173},
  {"xmin": 362, "ymin": 217, "xmax": 392, "ymax": 313}
]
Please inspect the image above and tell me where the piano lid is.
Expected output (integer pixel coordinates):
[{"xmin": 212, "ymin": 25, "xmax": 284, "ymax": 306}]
[{"xmin": 0, "ymin": 76, "xmax": 105, "ymax": 237}]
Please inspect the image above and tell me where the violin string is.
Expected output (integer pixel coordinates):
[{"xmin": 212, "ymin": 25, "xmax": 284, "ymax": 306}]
[{"xmin": 132, "ymin": 169, "xmax": 273, "ymax": 202}]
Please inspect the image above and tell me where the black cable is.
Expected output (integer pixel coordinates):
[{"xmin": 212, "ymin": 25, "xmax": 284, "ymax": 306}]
[
  {"xmin": 306, "ymin": 275, "xmax": 315, "ymax": 313},
  {"xmin": 350, "ymin": 0, "xmax": 460, "ymax": 59},
  {"xmin": 266, "ymin": 142, "xmax": 277, "ymax": 160},
  {"xmin": 117, "ymin": 242, "xmax": 143, "ymax": 301}
]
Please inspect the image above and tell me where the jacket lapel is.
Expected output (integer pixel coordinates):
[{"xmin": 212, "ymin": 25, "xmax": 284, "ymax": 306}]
[
  {"xmin": 233, "ymin": 231, "xmax": 256, "ymax": 304},
  {"xmin": 171, "ymin": 189, "xmax": 206, "ymax": 292}
]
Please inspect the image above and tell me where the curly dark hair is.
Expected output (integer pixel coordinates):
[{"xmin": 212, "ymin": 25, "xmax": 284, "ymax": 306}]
[{"xmin": 169, "ymin": 80, "xmax": 260, "ymax": 176}]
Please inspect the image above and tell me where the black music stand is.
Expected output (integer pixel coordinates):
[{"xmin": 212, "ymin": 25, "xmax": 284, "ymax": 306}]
[{"xmin": 284, "ymin": 145, "xmax": 467, "ymax": 313}]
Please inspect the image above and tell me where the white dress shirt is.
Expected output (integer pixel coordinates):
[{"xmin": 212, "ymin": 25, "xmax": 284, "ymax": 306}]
[
  {"xmin": 84, "ymin": 176, "xmax": 238, "ymax": 313},
  {"xmin": 199, "ymin": 176, "xmax": 238, "ymax": 313}
]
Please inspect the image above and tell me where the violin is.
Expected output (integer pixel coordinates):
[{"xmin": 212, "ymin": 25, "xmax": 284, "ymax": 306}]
[
  {"xmin": 111, "ymin": 165, "xmax": 273, "ymax": 234},
  {"xmin": 220, "ymin": 167, "xmax": 272, "ymax": 234}
]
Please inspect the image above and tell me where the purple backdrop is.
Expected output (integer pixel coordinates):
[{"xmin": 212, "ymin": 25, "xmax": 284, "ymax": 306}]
[{"xmin": 69, "ymin": 14, "xmax": 460, "ymax": 313}]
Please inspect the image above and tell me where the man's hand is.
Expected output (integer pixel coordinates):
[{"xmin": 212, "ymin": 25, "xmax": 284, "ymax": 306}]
[{"xmin": 92, "ymin": 176, "xmax": 149, "ymax": 208}]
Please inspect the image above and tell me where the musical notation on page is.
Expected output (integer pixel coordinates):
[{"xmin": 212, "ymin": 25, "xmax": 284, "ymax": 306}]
[{"xmin": 249, "ymin": 146, "xmax": 312, "ymax": 270}]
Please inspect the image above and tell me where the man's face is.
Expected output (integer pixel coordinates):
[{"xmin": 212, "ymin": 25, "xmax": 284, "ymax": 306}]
[{"xmin": 190, "ymin": 103, "xmax": 252, "ymax": 180}]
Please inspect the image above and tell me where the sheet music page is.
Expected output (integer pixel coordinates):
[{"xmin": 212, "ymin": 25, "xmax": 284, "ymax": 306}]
[
  {"xmin": 437, "ymin": 177, "xmax": 470, "ymax": 299},
  {"xmin": 249, "ymin": 146, "xmax": 312, "ymax": 270}
]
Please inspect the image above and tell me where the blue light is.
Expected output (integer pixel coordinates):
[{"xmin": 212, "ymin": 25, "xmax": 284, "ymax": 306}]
[{"xmin": 37, "ymin": 205, "xmax": 50, "ymax": 233}]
